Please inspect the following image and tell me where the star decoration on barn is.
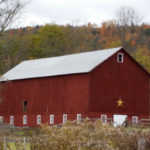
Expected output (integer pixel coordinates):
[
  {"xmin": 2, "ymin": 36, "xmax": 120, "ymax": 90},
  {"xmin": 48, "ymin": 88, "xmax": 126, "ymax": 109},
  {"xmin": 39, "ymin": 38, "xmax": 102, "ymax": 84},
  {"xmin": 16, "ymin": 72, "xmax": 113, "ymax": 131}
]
[{"xmin": 117, "ymin": 98, "xmax": 123, "ymax": 107}]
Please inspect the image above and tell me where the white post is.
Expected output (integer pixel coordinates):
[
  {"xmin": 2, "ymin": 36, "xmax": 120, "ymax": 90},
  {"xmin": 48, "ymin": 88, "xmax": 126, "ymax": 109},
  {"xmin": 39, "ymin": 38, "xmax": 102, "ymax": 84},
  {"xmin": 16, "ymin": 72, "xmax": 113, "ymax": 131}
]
[
  {"xmin": 23, "ymin": 137, "xmax": 26, "ymax": 150},
  {"xmin": 3, "ymin": 137, "xmax": 6, "ymax": 150},
  {"xmin": 138, "ymin": 138, "xmax": 145, "ymax": 150}
]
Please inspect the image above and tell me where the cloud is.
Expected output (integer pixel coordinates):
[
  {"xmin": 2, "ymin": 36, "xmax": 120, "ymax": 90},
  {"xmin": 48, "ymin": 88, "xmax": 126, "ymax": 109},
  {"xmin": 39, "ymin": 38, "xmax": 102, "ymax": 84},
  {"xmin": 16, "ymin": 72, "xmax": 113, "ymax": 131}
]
[{"xmin": 18, "ymin": 0, "xmax": 150, "ymax": 27}]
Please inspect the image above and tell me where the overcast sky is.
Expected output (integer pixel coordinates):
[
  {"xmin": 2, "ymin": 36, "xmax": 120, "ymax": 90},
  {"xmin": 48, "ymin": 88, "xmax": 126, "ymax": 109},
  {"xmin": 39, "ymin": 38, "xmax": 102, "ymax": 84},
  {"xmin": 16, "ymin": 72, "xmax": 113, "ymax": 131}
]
[{"xmin": 17, "ymin": 0, "xmax": 150, "ymax": 27}]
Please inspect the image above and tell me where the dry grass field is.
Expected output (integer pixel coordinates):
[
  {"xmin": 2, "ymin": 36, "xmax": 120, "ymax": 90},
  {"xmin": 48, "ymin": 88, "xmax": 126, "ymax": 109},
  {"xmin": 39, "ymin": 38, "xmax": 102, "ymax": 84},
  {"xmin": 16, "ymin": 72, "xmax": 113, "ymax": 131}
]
[{"xmin": 0, "ymin": 119, "xmax": 150, "ymax": 150}]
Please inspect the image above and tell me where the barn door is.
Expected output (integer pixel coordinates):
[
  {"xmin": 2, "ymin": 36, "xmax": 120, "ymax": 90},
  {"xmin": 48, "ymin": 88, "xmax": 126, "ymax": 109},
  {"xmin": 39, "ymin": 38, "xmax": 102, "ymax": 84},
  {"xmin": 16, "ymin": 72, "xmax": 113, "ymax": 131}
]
[{"xmin": 113, "ymin": 114, "xmax": 127, "ymax": 127}]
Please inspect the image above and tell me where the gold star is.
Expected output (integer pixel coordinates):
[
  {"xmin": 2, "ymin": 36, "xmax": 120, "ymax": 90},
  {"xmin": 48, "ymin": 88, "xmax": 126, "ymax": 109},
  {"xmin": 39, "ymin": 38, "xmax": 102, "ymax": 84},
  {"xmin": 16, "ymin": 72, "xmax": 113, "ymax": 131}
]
[{"xmin": 117, "ymin": 98, "xmax": 123, "ymax": 107}]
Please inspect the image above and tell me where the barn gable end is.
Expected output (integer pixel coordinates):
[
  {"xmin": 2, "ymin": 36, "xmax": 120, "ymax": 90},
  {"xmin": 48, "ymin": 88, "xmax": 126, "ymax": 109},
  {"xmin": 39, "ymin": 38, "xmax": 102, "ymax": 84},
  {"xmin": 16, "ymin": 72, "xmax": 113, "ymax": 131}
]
[{"xmin": 89, "ymin": 48, "xmax": 150, "ymax": 117}]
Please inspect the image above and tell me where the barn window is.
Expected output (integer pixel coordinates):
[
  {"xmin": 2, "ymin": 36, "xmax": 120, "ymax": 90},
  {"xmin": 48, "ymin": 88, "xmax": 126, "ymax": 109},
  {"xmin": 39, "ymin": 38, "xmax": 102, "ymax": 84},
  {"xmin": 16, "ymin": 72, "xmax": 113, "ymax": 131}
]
[
  {"xmin": 0, "ymin": 116, "xmax": 3, "ymax": 123},
  {"xmin": 23, "ymin": 115, "xmax": 27, "ymax": 124},
  {"xmin": 37, "ymin": 115, "xmax": 41, "ymax": 124},
  {"xmin": 50, "ymin": 114, "xmax": 54, "ymax": 124},
  {"xmin": 117, "ymin": 53, "xmax": 123, "ymax": 63},
  {"xmin": 132, "ymin": 116, "xmax": 138, "ymax": 124},
  {"xmin": 63, "ymin": 114, "xmax": 67, "ymax": 124},
  {"xmin": 10, "ymin": 116, "xmax": 14, "ymax": 124},
  {"xmin": 101, "ymin": 115, "xmax": 107, "ymax": 123},
  {"xmin": 23, "ymin": 101, "xmax": 27, "ymax": 113},
  {"xmin": 77, "ymin": 114, "xmax": 82, "ymax": 122}
]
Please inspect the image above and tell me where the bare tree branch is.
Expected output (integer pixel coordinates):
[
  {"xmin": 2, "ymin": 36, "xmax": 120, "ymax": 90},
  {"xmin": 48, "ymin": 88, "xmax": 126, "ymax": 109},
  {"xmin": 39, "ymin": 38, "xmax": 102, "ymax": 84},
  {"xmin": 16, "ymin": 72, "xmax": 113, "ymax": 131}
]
[
  {"xmin": 0, "ymin": 0, "xmax": 26, "ymax": 34},
  {"xmin": 116, "ymin": 6, "xmax": 143, "ymax": 49},
  {"xmin": 116, "ymin": 6, "xmax": 142, "ymax": 26}
]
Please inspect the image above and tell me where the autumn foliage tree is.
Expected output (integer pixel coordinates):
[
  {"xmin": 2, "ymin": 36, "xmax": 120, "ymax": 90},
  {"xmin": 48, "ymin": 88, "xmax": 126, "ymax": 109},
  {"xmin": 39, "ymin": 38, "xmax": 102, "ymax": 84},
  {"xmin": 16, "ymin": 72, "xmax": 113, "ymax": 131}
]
[
  {"xmin": 116, "ymin": 6, "xmax": 142, "ymax": 51},
  {"xmin": 0, "ymin": 0, "xmax": 28, "ymax": 73}
]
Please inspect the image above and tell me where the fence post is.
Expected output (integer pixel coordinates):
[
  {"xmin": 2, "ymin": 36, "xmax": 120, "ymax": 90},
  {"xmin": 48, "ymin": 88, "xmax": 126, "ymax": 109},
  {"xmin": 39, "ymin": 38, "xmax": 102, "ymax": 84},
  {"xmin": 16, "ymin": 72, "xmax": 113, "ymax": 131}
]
[
  {"xmin": 78, "ymin": 145, "xmax": 82, "ymax": 150},
  {"xmin": 138, "ymin": 138, "xmax": 145, "ymax": 150},
  {"xmin": 3, "ymin": 137, "xmax": 6, "ymax": 150},
  {"xmin": 23, "ymin": 137, "xmax": 26, "ymax": 150}
]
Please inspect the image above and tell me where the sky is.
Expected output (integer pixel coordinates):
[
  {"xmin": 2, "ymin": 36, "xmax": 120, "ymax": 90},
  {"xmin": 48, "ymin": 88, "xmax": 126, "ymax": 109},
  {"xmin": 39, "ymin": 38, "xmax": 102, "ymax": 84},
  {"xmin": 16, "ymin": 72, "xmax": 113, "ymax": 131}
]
[{"xmin": 17, "ymin": 0, "xmax": 150, "ymax": 28}]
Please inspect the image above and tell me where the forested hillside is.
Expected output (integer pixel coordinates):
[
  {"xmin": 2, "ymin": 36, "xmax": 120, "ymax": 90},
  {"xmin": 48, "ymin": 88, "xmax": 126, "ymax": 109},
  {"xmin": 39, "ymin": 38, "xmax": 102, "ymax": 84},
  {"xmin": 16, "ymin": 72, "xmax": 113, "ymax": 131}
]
[{"xmin": 0, "ymin": 21, "xmax": 150, "ymax": 74}]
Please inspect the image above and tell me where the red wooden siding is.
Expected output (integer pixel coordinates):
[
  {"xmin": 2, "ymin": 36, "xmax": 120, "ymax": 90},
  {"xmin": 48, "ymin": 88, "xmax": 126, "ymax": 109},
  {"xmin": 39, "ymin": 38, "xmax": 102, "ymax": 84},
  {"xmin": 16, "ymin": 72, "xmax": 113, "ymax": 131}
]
[
  {"xmin": 89, "ymin": 49, "xmax": 150, "ymax": 116},
  {"xmin": 0, "ymin": 74, "xmax": 89, "ymax": 126}
]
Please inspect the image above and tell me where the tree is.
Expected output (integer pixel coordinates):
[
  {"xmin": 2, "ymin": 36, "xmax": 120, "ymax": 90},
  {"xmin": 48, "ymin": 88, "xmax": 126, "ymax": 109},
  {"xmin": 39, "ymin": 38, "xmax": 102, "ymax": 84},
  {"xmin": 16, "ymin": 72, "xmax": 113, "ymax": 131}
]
[
  {"xmin": 0, "ymin": 0, "xmax": 27, "ymax": 74},
  {"xmin": 116, "ymin": 6, "xmax": 142, "ymax": 26},
  {"xmin": 0, "ymin": 0, "xmax": 26, "ymax": 35},
  {"xmin": 133, "ymin": 46, "xmax": 150, "ymax": 73},
  {"xmin": 27, "ymin": 24, "xmax": 69, "ymax": 58},
  {"xmin": 116, "ymin": 6, "xmax": 142, "ymax": 50}
]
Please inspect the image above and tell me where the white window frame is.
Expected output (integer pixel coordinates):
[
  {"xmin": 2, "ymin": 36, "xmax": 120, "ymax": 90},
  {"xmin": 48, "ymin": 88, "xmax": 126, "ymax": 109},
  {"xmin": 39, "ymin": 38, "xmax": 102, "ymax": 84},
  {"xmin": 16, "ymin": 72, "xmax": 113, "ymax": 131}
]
[
  {"xmin": 117, "ymin": 53, "xmax": 123, "ymax": 63},
  {"xmin": 63, "ymin": 114, "xmax": 67, "ymax": 124},
  {"xmin": 101, "ymin": 115, "xmax": 107, "ymax": 123},
  {"xmin": 132, "ymin": 116, "xmax": 138, "ymax": 124},
  {"xmin": 10, "ymin": 116, "xmax": 14, "ymax": 125},
  {"xmin": 50, "ymin": 114, "xmax": 54, "ymax": 125},
  {"xmin": 37, "ymin": 115, "xmax": 41, "ymax": 124},
  {"xmin": 77, "ymin": 114, "xmax": 82, "ymax": 121},
  {"xmin": 0, "ymin": 116, "xmax": 3, "ymax": 123},
  {"xmin": 23, "ymin": 115, "xmax": 27, "ymax": 125}
]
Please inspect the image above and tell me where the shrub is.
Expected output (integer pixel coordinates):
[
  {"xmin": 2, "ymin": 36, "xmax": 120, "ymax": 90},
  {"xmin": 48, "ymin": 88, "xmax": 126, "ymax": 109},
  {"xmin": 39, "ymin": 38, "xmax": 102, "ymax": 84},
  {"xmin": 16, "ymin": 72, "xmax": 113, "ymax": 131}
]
[{"xmin": 30, "ymin": 119, "xmax": 150, "ymax": 150}]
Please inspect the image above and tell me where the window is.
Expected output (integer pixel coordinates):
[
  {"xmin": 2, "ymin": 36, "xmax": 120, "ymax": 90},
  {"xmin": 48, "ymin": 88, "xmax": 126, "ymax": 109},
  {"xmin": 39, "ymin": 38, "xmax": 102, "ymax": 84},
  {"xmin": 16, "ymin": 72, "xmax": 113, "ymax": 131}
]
[
  {"xmin": 63, "ymin": 114, "xmax": 67, "ymax": 124},
  {"xmin": 0, "ymin": 116, "xmax": 3, "ymax": 123},
  {"xmin": 50, "ymin": 115, "xmax": 54, "ymax": 125},
  {"xmin": 101, "ymin": 115, "xmax": 107, "ymax": 123},
  {"xmin": 37, "ymin": 115, "xmax": 41, "ymax": 124},
  {"xmin": 10, "ymin": 116, "xmax": 14, "ymax": 125},
  {"xmin": 77, "ymin": 114, "xmax": 82, "ymax": 121},
  {"xmin": 117, "ymin": 53, "xmax": 123, "ymax": 63},
  {"xmin": 132, "ymin": 116, "xmax": 138, "ymax": 124},
  {"xmin": 23, "ymin": 101, "xmax": 27, "ymax": 113},
  {"xmin": 23, "ymin": 115, "xmax": 27, "ymax": 124}
]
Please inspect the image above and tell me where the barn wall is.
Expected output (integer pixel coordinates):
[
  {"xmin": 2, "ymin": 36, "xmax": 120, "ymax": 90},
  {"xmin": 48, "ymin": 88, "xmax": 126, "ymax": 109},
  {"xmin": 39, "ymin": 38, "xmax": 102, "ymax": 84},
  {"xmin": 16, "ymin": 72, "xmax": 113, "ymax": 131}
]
[
  {"xmin": 89, "ymin": 49, "xmax": 150, "ymax": 116},
  {"xmin": 0, "ymin": 74, "xmax": 89, "ymax": 126}
]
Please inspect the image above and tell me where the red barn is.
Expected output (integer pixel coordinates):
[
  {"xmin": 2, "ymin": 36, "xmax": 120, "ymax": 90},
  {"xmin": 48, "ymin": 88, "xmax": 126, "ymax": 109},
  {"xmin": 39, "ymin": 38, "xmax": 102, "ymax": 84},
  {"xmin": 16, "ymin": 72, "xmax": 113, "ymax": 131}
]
[{"xmin": 0, "ymin": 47, "xmax": 149, "ymax": 127}]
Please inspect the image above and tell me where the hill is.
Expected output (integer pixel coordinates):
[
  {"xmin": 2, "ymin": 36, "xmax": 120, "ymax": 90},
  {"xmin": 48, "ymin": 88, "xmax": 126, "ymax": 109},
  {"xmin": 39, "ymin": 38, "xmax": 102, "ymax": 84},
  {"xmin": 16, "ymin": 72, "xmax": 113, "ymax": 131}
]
[{"xmin": 0, "ymin": 21, "xmax": 150, "ymax": 74}]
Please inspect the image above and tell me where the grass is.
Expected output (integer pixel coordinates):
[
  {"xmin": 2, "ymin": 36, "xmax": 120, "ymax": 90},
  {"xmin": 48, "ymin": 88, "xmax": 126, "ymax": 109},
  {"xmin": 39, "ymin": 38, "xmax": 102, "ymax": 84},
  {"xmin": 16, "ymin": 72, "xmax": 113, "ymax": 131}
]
[
  {"xmin": 0, "ymin": 120, "xmax": 150, "ymax": 150},
  {"xmin": 7, "ymin": 142, "xmax": 31, "ymax": 150}
]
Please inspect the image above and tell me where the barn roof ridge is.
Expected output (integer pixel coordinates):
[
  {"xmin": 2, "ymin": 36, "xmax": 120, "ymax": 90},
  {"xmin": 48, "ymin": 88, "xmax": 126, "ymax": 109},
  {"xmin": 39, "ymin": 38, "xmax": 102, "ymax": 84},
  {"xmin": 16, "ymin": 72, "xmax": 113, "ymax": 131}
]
[{"xmin": 1, "ymin": 47, "xmax": 122, "ymax": 81}]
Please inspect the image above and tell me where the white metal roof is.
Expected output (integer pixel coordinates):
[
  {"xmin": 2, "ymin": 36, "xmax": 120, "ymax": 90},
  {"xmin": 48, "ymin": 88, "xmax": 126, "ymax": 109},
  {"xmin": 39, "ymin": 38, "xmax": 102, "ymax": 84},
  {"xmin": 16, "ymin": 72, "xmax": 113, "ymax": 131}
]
[{"xmin": 0, "ymin": 47, "xmax": 122, "ymax": 81}]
